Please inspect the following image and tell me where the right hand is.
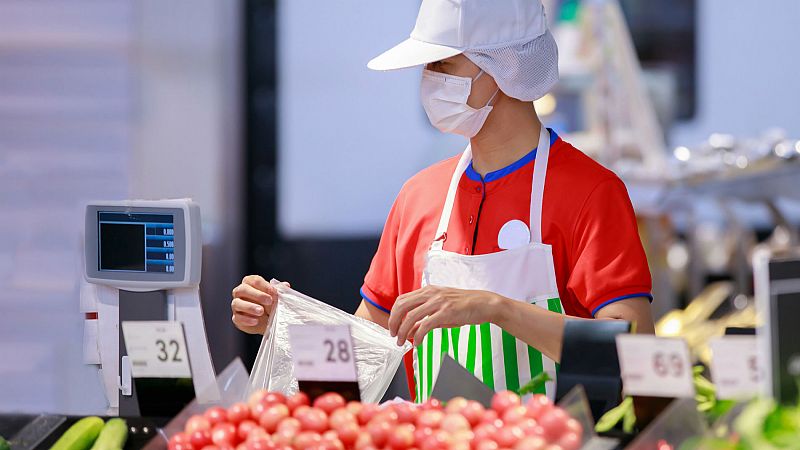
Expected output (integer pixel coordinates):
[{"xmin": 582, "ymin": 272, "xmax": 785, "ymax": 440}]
[{"xmin": 231, "ymin": 275, "xmax": 287, "ymax": 335}]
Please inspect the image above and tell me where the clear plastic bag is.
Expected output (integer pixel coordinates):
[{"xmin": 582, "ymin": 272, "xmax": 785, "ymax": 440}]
[{"xmin": 247, "ymin": 280, "xmax": 411, "ymax": 403}]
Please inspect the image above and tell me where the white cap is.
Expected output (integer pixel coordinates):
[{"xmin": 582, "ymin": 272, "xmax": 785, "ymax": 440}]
[{"xmin": 368, "ymin": 0, "xmax": 549, "ymax": 71}]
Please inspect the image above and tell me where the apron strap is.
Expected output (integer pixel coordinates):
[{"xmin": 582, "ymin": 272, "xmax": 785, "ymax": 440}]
[
  {"xmin": 431, "ymin": 124, "xmax": 552, "ymax": 251},
  {"xmin": 529, "ymin": 126, "xmax": 551, "ymax": 244}
]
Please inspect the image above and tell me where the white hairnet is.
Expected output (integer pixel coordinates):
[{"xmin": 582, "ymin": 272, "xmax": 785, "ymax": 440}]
[{"xmin": 465, "ymin": 29, "xmax": 559, "ymax": 102}]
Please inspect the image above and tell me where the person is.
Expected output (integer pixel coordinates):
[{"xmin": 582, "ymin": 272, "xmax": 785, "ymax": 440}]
[{"xmin": 230, "ymin": 0, "xmax": 654, "ymax": 402}]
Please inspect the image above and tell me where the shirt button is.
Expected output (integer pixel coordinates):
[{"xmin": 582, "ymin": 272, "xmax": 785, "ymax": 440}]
[
  {"xmin": 475, "ymin": 186, "xmax": 482, "ymax": 193},
  {"xmin": 468, "ymin": 215, "xmax": 474, "ymax": 224}
]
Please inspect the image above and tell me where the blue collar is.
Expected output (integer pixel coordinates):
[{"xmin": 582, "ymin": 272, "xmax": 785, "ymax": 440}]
[{"xmin": 465, "ymin": 128, "xmax": 559, "ymax": 183}]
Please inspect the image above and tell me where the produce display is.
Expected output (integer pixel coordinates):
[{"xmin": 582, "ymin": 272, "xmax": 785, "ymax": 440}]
[
  {"xmin": 49, "ymin": 417, "xmax": 128, "ymax": 450},
  {"xmin": 167, "ymin": 390, "xmax": 584, "ymax": 450}
]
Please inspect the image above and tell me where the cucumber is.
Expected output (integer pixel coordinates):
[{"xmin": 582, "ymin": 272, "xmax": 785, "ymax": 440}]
[
  {"xmin": 0, "ymin": 435, "xmax": 9, "ymax": 450},
  {"xmin": 50, "ymin": 416, "xmax": 104, "ymax": 450},
  {"xmin": 90, "ymin": 418, "xmax": 128, "ymax": 450}
]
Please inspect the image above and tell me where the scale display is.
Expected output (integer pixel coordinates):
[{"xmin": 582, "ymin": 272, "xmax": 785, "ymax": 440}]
[{"xmin": 98, "ymin": 212, "xmax": 176, "ymax": 274}]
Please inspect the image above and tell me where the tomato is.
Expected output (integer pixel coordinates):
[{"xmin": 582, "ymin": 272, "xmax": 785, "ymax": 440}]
[
  {"xmin": 226, "ymin": 403, "xmax": 251, "ymax": 425},
  {"xmin": 365, "ymin": 418, "xmax": 391, "ymax": 447},
  {"xmin": 386, "ymin": 423, "xmax": 414, "ymax": 449},
  {"xmin": 236, "ymin": 420, "xmax": 259, "ymax": 441},
  {"xmin": 565, "ymin": 418, "xmax": 582, "ymax": 436},
  {"xmin": 200, "ymin": 446, "xmax": 220, "ymax": 450},
  {"xmin": 205, "ymin": 407, "xmax": 229, "ymax": 427},
  {"xmin": 413, "ymin": 425, "xmax": 434, "ymax": 444},
  {"xmin": 328, "ymin": 409, "xmax": 356, "ymax": 430},
  {"xmin": 474, "ymin": 440, "xmax": 499, "ymax": 450},
  {"xmin": 259, "ymin": 404, "xmax": 290, "ymax": 433},
  {"xmin": 538, "ymin": 407, "xmax": 570, "ymax": 442},
  {"xmin": 171, "ymin": 432, "xmax": 192, "ymax": 444},
  {"xmin": 525, "ymin": 394, "xmax": 553, "ymax": 420},
  {"xmin": 276, "ymin": 417, "xmax": 301, "ymax": 434},
  {"xmin": 450, "ymin": 429, "xmax": 474, "ymax": 444},
  {"xmin": 440, "ymin": 413, "xmax": 470, "ymax": 433},
  {"xmin": 502, "ymin": 405, "xmax": 529, "ymax": 424},
  {"xmin": 478, "ymin": 409, "xmax": 499, "ymax": 425},
  {"xmin": 286, "ymin": 392, "xmax": 310, "ymax": 413},
  {"xmin": 245, "ymin": 440, "xmax": 278, "ymax": 450},
  {"xmin": 332, "ymin": 421, "xmax": 359, "ymax": 446},
  {"xmin": 354, "ymin": 433, "xmax": 374, "ymax": 450},
  {"xmin": 491, "ymin": 391, "xmax": 521, "ymax": 416},
  {"xmin": 246, "ymin": 426, "xmax": 269, "ymax": 442},
  {"xmin": 416, "ymin": 410, "xmax": 444, "ymax": 429},
  {"xmin": 460, "ymin": 401, "xmax": 484, "ymax": 427},
  {"xmin": 313, "ymin": 392, "xmax": 346, "ymax": 415},
  {"xmin": 212, "ymin": 423, "xmax": 239, "ymax": 446},
  {"xmin": 271, "ymin": 428, "xmax": 295, "ymax": 447},
  {"xmin": 556, "ymin": 432, "xmax": 581, "ymax": 450},
  {"xmin": 514, "ymin": 436, "xmax": 547, "ymax": 450},
  {"xmin": 292, "ymin": 431, "xmax": 322, "ymax": 449},
  {"xmin": 263, "ymin": 392, "xmax": 287, "ymax": 406},
  {"xmin": 249, "ymin": 391, "xmax": 269, "ymax": 408},
  {"xmin": 444, "ymin": 397, "xmax": 468, "ymax": 414},
  {"xmin": 297, "ymin": 407, "xmax": 328, "ymax": 433},
  {"xmin": 291, "ymin": 405, "xmax": 311, "ymax": 419},
  {"xmin": 190, "ymin": 430, "xmax": 212, "ymax": 448},
  {"xmin": 493, "ymin": 425, "xmax": 524, "ymax": 447},
  {"xmin": 421, "ymin": 398, "xmax": 443, "ymax": 410},
  {"xmin": 517, "ymin": 418, "xmax": 542, "ymax": 436},
  {"xmin": 472, "ymin": 423, "xmax": 497, "ymax": 442},
  {"xmin": 345, "ymin": 401, "xmax": 363, "ymax": 416},
  {"xmin": 168, "ymin": 443, "xmax": 195, "ymax": 450},
  {"xmin": 419, "ymin": 429, "xmax": 450, "ymax": 450},
  {"xmin": 372, "ymin": 409, "xmax": 399, "ymax": 425},
  {"xmin": 187, "ymin": 416, "xmax": 212, "ymax": 433},
  {"xmin": 392, "ymin": 402, "xmax": 420, "ymax": 424},
  {"xmin": 357, "ymin": 403, "xmax": 381, "ymax": 425}
]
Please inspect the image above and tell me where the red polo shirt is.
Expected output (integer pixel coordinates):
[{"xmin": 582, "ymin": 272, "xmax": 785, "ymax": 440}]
[{"xmin": 361, "ymin": 130, "xmax": 652, "ymax": 396}]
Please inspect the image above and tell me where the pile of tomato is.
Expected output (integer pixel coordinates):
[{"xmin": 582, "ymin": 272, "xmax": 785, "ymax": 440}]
[{"xmin": 167, "ymin": 390, "xmax": 583, "ymax": 450}]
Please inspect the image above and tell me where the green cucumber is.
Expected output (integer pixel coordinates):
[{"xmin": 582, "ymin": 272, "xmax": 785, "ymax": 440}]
[
  {"xmin": 50, "ymin": 416, "xmax": 104, "ymax": 450},
  {"xmin": 90, "ymin": 418, "xmax": 128, "ymax": 450},
  {"xmin": 0, "ymin": 435, "xmax": 9, "ymax": 450}
]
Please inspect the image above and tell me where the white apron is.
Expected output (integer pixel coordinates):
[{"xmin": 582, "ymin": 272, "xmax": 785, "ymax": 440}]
[{"xmin": 414, "ymin": 126, "xmax": 563, "ymax": 402}]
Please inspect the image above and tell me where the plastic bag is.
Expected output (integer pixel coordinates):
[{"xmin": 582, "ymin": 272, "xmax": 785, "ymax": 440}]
[{"xmin": 247, "ymin": 280, "xmax": 411, "ymax": 403}]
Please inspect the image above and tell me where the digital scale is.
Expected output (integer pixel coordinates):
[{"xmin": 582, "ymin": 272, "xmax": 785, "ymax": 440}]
[{"xmin": 81, "ymin": 199, "xmax": 220, "ymax": 416}]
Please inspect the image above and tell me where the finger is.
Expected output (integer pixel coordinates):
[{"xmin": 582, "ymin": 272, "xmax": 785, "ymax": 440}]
[
  {"xmin": 395, "ymin": 300, "xmax": 441, "ymax": 346},
  {"xmin": 412, "ymin": 311, "xmax": 448, "ymax": 345},
  {"xmin": 232, "ymin": 284, "xmax": 274, "ymax": 306},
  {"xmin": 243, "ymin": 274, "xmax": 278, "ymax": 297},
  {"xmin": 232, "ymin": 313, "xmax": 259, "ymax": 329},
  {"xmin": 388, "ymin": 289, "xmax": 430, "ymax": 336},
  {"xmin": 231, "ymin": 298, "xmax": 265, "ymax": 317}
]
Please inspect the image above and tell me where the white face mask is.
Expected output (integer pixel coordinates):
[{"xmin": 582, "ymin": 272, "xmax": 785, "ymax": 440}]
[{"xmin": 420, "ymin": 68, "xmax": 500, "ymax": 138}]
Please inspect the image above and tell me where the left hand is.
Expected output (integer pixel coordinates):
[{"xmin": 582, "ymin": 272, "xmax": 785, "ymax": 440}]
[{"xmin": 388, "ymin": 286, "xmax": 502, "ymax": 346}]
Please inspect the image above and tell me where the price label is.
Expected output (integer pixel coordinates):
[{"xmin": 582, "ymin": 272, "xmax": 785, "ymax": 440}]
[
  {"xmin": 616, "ymin": 335, "xmax": 694, "ymax": 398},
  {"xmin": 121, "ymin": 321, "xmax": 191, "ymax": 378},
  {"xmin": 288, "ymin": 324, "xmax": 358, "ymax": 382},
  {"xmin": 709, "ymin": 336, "xmax": 761, "ymax": 400}
]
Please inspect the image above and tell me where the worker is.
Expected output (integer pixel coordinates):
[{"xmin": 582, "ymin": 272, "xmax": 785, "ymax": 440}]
[{"xmin": 230, "ymin": 0, "xmax": 654, "ymax": 402}]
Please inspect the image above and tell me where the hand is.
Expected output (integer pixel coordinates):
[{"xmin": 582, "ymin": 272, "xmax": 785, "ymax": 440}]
[
  {"xmin": 388, "ymin": 286, "xmax": 503, "ymax": 346},
  {"xmin": 230, "ymin": 275, "xmax": 289, "ymax": 335}
]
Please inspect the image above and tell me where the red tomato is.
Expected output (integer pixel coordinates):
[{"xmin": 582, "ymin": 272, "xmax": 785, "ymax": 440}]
[
  {"xmin": 245, "ymin": 440, "xmax": 278, "ymax": 450},
  {"xmin": 565, "ymin": 418, "xmax": 582, "ymax": 436},
  {"xmin": 291, "ymin": 405, "xmax": 311, "ymax": 419},
  {"xmin": 236, "ymin": 420, "xmax": 259, "ymax": 441},
  {"xmin": 345, "ymin": 401, "xmax": 363, "ymax": 417},
  {"xmin": 419, "ymin": 429, "xmax": 450, "ymax": 450},
  {"xmin": 297, "ymin": 407, "xmax": 329, "ymax": 433},
  {"xmin": 259, "ymin": 404, "xmax": 290, "ymax": 433},
  {"xmin": 525, "ymin": 394, "xmax": 553, "ymax": 420},
  {"xmin": 421, "ymin": 398, "xmax": 443, "ymax": 411},
  {"xmin": 263, "ymin": 392, "xmax": 287, "ymax": 406},
  {"xmin": 313, "ymin": 392, "xmax": 346, "ymax": 415},
  {"xmin": 440, "ymin": 413, "xmax": 470, "ymax": 433},
  {"xmin": 472, "ymin": 423, "xmax": 498, "ymax": 442},
  {"xmin": 372, "ymin": 409, "xmax": 399, "ymax": 425},
  {"xmin": 479, "ymin": 409, "xmax": 499, "ymax": 425},
  {"xmin": 386, "ymin": 423, "xmax": 414, "ymax": 449},
  {"xmin": 474, "ymin": 440, "xmax": 499, "ymax": 450},
  {"xmin": 332, "ymin": 421, "xmax": 360, "ymax": 446},
  {"xmin": 227, "ymin": 403, "xmax": 251, "ymax": 425},
  {"xmin": 354, "ymin": 433, "xmax": 374, "ymax": 450},
  {"xmin": 171, "ymin": 432, "xmax": 192, "ymax": 444},
  {"xmin": 416, "ymin": 410, "xmax": 444, "ymax": 429},
  {"xmin": 168, "ymin": 443, "xmax": 195, "ymax": 450},
  {"xmin": 190, "ymin": 430, "xmax": 212, "ymax": 448},
  {"xmin": 538, "ymin": 407, "xmax": 570, "ymax": 442},
  {"xmin": 186, "ymin": 416, "xmax": 212, "ymax": 433},
  {"xmin": 286, "ymin": 392, "xmax": 310, "ymax": 413},
  {"xmin": 246, "ymin": 426, "xmax": 269, "ymax": 442},
  {"xmin": 357, "ymin": 403, "xmax": 381, "ymax": 425},
  {"xmin": 205, "ymin": 407, "xmax": 229, "ymax": 427},
  {"xmin": 200, "ymin": 446, "xmax": 220, "ymax": 450},
  {"xmin": 460, "ymin": 401, "xmax": 485, "ymax": 427},
  {"xmin": 491, "ymin": 391, "xmax": 521, "ymax": 416},
  {"xmin": 413, "ymin": 426, "xmax": 434, "ymax": 444},
  {"xmin": 212, "ymin": 423, "xmax": 239, "ymax": 446},
  {"xmin": 502, "ymin": 405, "xmax": 529, "ymax": 424},
  {"xmin": 292, "ymin": 431, "xmax": 322, "ymax": 449},
  {"xmin": 328, "ymin": 409, "xmax": 356, "ymax": 430},
  {"xmin": 391, "ymin": 402, "xmax": 420, "ymax": 424},
  {"xmin": 556, "ymin": 432, "xmax": 581, "ymax": 450},
  {"xmin": 493, "ymin": 425, "xmax": 524, "ymax": 447},
  {"xmin": 517, "ymin": 418, "xmax": 542, "ymax": 436},
  {"xmin": 276, "ymin": 417, "xmax": 301, "ymax": 434},
  {"xmin": 248, "ymin": 391, "xmax": 269, "ymax": 408},
  {"xmin": 514, "ymin": 436, "xmax": 547, "ymax": 450},
  {"xmin": 366, "ymin": 418, "xmax": 392, "ymax": 447},
  {"xmin": 271, "ymin": 429, "xmax": 295, "ymax": 447},
  {"xmin": 444, "ymin": 397, "xmax": 468, "ymax": 414}
]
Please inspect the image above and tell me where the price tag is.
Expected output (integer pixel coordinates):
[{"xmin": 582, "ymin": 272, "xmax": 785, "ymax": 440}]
[
  {"xmin": 288, "ymin": 324, "xmax": 357, "ymax": 382},
  {"xmin": 709, "ymin": 336, "xmax": 761, "ymax": 400},
  {"xmin": 616, "ymin": 335, "xmax": 694, "ymax": 398},
  {"xmin": 121, "ymin": 321, "xmax": 191, "ymax": 378}
]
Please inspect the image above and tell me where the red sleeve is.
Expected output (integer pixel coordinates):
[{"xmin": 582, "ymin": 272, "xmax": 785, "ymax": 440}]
[
  {"xmin": 566, "ymin": 178, "xmax": 652, "ymax": 316},
  {"xmin": 360, "ymin": 190, "xmax": 405, "ymax": 313}
]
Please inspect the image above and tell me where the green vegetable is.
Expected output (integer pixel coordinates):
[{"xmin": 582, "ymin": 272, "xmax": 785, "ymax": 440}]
[
  {"xmin": 517, "ymin": 371, "xmax": 552, "ymax": 396},
  {"xmin": 50, "ymin": 416, "xmax": 104, "ymax": 450},
  {"xmin": 595, "ymin": 396, "xmax": 634, "ymax": 433},
  {"xmin": 0, "ymin": 435, "xmax": 10, "ymax": 450},
  {"xmin": 90, "ymin": 418, "xmax": 128, "ymax": 450}
]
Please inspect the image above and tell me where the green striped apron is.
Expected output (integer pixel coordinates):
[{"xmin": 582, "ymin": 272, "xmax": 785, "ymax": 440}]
[{"xmin": 413, "ymin": 126, "xmax": 563, "ymax": 402}]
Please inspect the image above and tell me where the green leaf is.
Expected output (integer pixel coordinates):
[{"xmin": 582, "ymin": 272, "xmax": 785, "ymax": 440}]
[{"xmin": 517, "ymin": 371, "xmax": 552, "ymax": 396}]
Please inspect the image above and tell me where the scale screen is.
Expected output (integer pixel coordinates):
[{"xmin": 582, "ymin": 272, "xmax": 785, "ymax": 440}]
[{"xmin": 98, "ymin": 212, "xmax": 176, "ymax": 274}]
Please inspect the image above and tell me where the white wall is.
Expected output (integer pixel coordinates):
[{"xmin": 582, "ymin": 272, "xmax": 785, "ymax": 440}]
[{"xmin": 671, "ymin": 0, "xmax": 800, "ymax": 146}]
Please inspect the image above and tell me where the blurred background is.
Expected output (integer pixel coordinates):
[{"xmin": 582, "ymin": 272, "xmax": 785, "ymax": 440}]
[{"xmin": 1, "ymin": 0, "xmax": 799, "ymax": 414}]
